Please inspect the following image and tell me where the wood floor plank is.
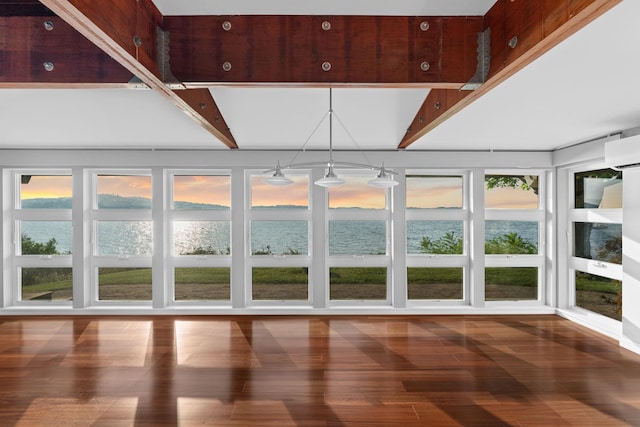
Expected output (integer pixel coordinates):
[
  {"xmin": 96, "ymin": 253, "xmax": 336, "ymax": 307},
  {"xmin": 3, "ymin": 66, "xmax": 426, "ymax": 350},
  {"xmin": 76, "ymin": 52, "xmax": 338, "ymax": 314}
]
[{"xmin": 0, "ymin": 315, "xmax": 638, "ymax": 426}]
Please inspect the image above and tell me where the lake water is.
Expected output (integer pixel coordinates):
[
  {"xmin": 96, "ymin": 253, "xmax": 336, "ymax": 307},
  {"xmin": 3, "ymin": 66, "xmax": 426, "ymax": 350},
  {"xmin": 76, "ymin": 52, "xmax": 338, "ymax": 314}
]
[{"xmin": 21, "ymin": 219, "xmax": 543, "ymax": 256}]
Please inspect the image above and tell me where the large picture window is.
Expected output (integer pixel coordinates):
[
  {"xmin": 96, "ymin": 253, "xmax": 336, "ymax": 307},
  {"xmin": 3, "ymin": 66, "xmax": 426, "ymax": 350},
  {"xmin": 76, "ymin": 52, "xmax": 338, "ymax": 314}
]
[{"xmin": 4, "ymin": 165, "xmax": 558, "ymax": 313}]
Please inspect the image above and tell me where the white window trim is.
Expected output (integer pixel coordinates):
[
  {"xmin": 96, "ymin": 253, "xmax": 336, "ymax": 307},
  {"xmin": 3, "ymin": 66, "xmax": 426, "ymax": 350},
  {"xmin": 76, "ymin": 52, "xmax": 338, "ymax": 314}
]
[
  {"xmin": 245, "ymin": 169, "xmax": 313, "ymax": 307},
  {"xmin": 326, "ymin": 171, "xmax": 393, "ymax": 307},
  {"xmin": 484, "ymin": 169, "xmax": 548, "ymax": 306},
  {"xmin": 564, "ymin": 163, "xmax": 623, "ymax": 325},
  {"xmin": 89, "ymin": 170, "xmax": 153, "ymax": 306},
  {"xmin": 166, "ymin": 169, "xmax": 232, "ymax": 307},
  {"xmin": 404, "ymin": 170, "xmax": 470, "ymax": 306},
  {"xmin": 11, "ymin": 169, "xmax": 73, "ymax": 306}
]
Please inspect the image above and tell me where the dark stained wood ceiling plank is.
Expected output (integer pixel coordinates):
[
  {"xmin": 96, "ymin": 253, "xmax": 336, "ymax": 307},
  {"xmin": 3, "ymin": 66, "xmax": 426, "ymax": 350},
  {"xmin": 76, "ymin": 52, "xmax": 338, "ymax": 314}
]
[
  {"xmin": 399, "ymin": 0, "xmax": 622, "ymax": 149},
  {"xmin": 38, "ymin": 0, "xmax": 238, "ymax": 148},
  {"xmin": 0, "ymin": 16, "xmax": 132, "ymax": 86},
  {"xmin": 162, "ymin": 15, "xmax": 483, "ymax": 88}
]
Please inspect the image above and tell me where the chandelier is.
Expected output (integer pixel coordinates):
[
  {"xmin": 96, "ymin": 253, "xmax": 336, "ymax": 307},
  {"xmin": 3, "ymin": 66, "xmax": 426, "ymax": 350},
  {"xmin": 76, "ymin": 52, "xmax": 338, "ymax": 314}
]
[{"xmin": 263, "ymin": 89, "xmax": 399, "ymax": 188}]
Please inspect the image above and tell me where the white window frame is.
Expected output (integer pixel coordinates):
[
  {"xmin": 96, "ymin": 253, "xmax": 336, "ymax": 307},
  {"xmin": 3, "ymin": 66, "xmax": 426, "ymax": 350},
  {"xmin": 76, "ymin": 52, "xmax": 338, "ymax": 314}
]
[
  {"xmin": 484, "ymin": 169, "xmax": 548, "ymax": 306},
  {"xmin": 327, "ymin": 170, "xmax": 393, "ymax": 307},
  {"xmin": 89, "ymin": 169, "xmax": 153, "ymax": 306},
  {"xmin": 404, "ymin": 170, "xmax": 470, "ymax": 306},
  {"xmin": 167, "ymin": 169, "xmax": 232, "ymax": 306},
  {"xmin": 567, "ymin": 163, "xmax": 623, "ymax": 325},
  {"xmin": 10, "ymin": 169, "xmax": 73, "ymax": 306},
  {"xmin": 245, "ymin": 169, "xmax": 313, "ymax": 307}
]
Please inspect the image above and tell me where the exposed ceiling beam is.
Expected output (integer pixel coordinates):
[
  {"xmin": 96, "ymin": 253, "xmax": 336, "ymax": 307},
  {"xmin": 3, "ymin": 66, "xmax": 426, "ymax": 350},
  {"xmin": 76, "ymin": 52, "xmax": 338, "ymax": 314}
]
[
  {"xmin": 163, "ymin": 15, "xmax": 483, "ymax": 88},
  {"xmin": 174, "ymin": 88, "xmax": 235, "ymax": 148},
  {"xmin": 37, "ymin": 0, "xmax": 238, "ymax": 149},
  {"xmin": 0, "ymin": 0, "xmax": 54, "ymax": 16},
  {"xmin": 0, "ymin": 16, "xmax": 132, "ymax": 87},
  {"xmin": 399, "ymin": 0, "xmax": 622, "ymax": 149}
]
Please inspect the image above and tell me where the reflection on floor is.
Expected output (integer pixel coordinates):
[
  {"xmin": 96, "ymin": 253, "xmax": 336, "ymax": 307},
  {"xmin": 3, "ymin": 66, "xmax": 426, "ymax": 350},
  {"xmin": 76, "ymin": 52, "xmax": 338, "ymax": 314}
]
[{"xmin": 0, "ymin": 315, "xmax": 638, "ymax": 426}]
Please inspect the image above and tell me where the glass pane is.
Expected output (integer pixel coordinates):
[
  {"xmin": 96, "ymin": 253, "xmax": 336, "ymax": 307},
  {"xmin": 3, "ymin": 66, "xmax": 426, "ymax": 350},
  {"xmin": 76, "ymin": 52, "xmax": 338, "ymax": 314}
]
[
  {"xmin": 407, "ymin": 221, "xmax": 463, "ymax": 254},
  {"xmin": 173, "ymin": 175, "xmax": 230, "ymax": 209},
  {"xmin": 329, "ymin": 176, "xmax": 386, "ymax": 209},
  {"xmin": 406, "ymin": 175, "xmax": 463, "ymax": 209},
  {"xmin": 574, "ymin": 222, "xmax": 622, "ymax": 264},
  {"xmin": 21, "ymin": 267, "xmax": 72, "ymax": 301},
  {"xmin": 485, "ymin": 267, "xmax": 538, "ymax": 301},
  {"xmin": 330, "ymin": 267, "xmax": 387, "ymax": 300},
  {"xmin": 20, "ymin": 221, "xmax": 72, "ymax": 255},
  {"xmin": 175, "ymin": 268, "xmax": 230, "ymax": 301},
  {"xmin": 575, "ymin": 169, "xmax": 622, "ymax": 209},
  {"xmin": 575, "ymin": 271, "xmax": 621, "ymax": 321},
  {"xmin": 485, "ymin": 221, "xmax": 538, "ymax": 254},
  {"xmin": 485, "ymin": 175, "xmax": 539, "ymax": 209},
  {"xmin": 252, "ymin": 267, "xmax": 308, "ymax": 300},
  {"xmin": 407, "ymin": 268, "xmax": 463, "ymax": 300},
  {"xmin": 174, "ymin": 221, "xmax": 230, "ymax": 256},
  {"xmin": 96, "ymin": 221, "xmax": 152, "ymax": 256},
  {"xmin": 329, "ymin": 220, "xmax": 386, "ymax": 255},
  {"xmin": 98, "ymin": 268, "xmax": 151, "ymax": 301},
  {"xmin": 251, "ymin": 174, "xmax": 308, "ymax": 208},
  {"xmin": 251, "ymin": 221, "xmax": 308, "ymax": 255},
  {"xmin": 20, "ymin": 175, "xmax": 72, "ymax": 209},
  {"xmin": 97, "ymin": 175, "xmax": 151, "ymax": 209}
]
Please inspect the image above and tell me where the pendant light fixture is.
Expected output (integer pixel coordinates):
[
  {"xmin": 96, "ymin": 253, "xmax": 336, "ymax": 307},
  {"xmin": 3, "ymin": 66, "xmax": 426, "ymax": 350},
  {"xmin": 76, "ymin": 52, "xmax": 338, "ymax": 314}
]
[{"xmin": 263, "ymin": 89, "xmax": 398, "ymax": 188}]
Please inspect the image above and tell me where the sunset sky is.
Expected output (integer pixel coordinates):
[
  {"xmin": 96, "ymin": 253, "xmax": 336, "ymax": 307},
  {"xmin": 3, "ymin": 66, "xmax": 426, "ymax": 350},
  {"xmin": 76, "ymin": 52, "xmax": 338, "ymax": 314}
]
[
  {"xmin": 406, "ymin": 176, "xmax": 463, "ymax": 209},
  {"xmin": 20, "ymin": 175, "xmax": 72, "ymax": 199},
  {"xmin": 20, "ymin": 173, "xmax": 538, "ymax": 209},
  {"xmin": 174, "ymin": 175, "xmax": 230, "ymax": 206}
]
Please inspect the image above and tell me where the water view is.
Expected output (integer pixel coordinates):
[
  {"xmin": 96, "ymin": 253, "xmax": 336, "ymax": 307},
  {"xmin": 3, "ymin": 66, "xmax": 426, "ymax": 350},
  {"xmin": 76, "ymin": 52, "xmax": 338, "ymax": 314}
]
[{"xmin": 21, "ymin": 218, "xmax": 542, "ymax": 256}]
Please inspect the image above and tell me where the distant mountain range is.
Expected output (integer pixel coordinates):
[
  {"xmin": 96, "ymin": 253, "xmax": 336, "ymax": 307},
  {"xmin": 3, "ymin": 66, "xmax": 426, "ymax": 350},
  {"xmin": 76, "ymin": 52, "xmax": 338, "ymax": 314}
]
[
  {"xmin": 22, "ymin": 195, "xmax": 382, "ymax": 210},
  {"xmin": 22, "ymin": 194, "xmax": 228, "ymax": 210}
]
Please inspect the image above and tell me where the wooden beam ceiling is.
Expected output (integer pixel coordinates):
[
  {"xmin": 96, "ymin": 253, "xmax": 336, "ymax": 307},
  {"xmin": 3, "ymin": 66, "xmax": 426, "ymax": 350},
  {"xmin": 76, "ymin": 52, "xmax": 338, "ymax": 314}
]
[
  {"xmin": 162, "ymin": 15, "xmax": 483, "ymax": 87},
  {"xmin": 35, "ymin": 0, "xmax": 238, "ymax": 148},
  {"xmin": 399, "ymin": 0, "xmax": 622, "ymax": 149},
  {"xmin": 0, "ymin": 0, "xmax": 623, "ymax": 150},
  {"xmin": 0, "ymin": 16, "xmax": 132, "ymax": 86}
]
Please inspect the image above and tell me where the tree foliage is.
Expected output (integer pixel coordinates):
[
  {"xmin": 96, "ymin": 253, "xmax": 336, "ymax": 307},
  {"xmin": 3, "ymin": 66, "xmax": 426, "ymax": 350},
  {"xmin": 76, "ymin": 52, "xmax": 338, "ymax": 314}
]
[
  {"xmin": 420, "ymin": 231, "xmax": 537, "ymax": 255},
  {"xmin": 485, "ymin": 232, "xmax": 537, "ymax": 254},
  {"xmin": 21, "ymin": 233, "xmax": 59, "ymax": 255},
  {"xmin": 420, "ymin": 232, "xmax": 463, "ymax": 254},
  {"xmin": 20, "ymin": 234, "xmax": 71, "ymax": 288},
  {"xmin": 485, "ymin": 175, "xmax": 538, "ymax": 195}
]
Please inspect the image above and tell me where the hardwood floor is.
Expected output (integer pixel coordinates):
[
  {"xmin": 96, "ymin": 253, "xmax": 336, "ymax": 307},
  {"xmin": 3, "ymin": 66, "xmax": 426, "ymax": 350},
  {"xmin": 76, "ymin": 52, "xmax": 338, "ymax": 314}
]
[{"xmin": 0, "ymin": 315, "xmax": 638, "ymax": 426}]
